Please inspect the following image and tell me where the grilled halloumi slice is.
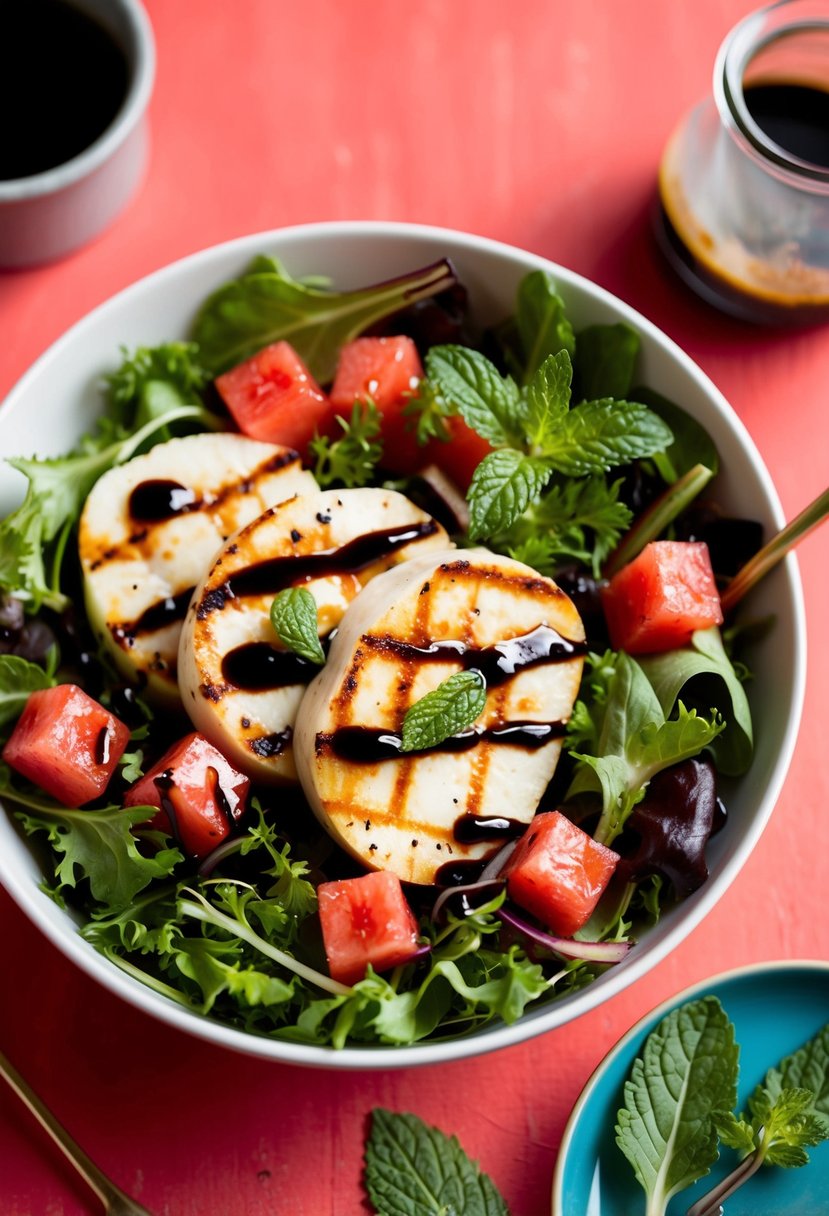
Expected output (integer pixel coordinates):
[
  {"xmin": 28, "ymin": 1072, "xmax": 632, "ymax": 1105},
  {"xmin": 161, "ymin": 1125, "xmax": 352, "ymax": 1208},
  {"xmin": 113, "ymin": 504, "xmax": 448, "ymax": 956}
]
[
  {"xmin": 177, "ymin": 488, "xmax": 451, "ymax": 784},
  {"xmin": 294, "ymin": 548, "xmax": 586, "ymax": 884},
  {"xmin": 79, "ymin": 433, "xmax": 317, "ymax": 704}
]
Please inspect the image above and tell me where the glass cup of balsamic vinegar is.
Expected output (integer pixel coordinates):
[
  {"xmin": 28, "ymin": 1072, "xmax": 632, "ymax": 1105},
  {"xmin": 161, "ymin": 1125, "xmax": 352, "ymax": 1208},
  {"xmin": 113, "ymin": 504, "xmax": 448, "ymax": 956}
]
[{"xmin": 657, "ymin": 0, "xmax": 829, "ymax": 324}]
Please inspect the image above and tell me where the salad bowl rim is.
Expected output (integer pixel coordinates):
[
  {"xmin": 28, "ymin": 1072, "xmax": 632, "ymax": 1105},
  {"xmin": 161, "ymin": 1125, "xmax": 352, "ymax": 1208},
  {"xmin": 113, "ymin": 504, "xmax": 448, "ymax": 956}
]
[{"xmin": 0, "ymin": 220, "xmax": 807, "ymax": 1069}]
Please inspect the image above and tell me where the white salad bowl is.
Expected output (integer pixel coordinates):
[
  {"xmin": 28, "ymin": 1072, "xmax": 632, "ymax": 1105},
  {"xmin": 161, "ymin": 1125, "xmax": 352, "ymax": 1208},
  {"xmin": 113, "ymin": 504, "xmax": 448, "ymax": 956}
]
[{"xmin": 0, "ymin": 222, "xmax": 806, "ymax": 1068}]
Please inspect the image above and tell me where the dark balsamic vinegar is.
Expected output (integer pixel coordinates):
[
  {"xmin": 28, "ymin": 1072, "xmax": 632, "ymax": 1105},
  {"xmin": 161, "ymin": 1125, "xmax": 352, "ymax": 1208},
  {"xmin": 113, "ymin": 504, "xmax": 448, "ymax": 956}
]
[
  {"xmin": 0, "ymin": 0, "xmax": 129, "ymax": 181},
  {"xmin": 744, "ymin": 82, "xmax": 829, "ymax": 168}
]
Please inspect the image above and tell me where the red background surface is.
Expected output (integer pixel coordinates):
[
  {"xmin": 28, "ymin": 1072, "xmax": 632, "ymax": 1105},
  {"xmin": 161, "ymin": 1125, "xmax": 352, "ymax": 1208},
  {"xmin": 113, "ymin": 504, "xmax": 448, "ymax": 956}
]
[{"xmin": 1, "ymin": 2, "xmax": 828, "ymax": 1213}]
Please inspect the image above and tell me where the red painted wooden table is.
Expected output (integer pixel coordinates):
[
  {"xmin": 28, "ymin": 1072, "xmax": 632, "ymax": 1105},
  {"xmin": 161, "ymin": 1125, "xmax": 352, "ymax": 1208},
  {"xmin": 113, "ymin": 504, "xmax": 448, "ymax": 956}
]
[{"xmin": 2, "ymin": 2, "xmax": 828, "ymax": 1213}]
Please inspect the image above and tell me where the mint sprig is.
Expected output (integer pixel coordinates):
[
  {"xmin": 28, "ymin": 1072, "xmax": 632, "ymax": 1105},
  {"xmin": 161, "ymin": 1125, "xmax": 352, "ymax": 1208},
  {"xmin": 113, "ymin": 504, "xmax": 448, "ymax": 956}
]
[
  {"xmin": 364, "ymin": 1109, "xmax": 509, "ymax": 1216},
  {"xmin": 425, "ymin": 344, "xmax": 672, "ymax": 541},
  {"xmin": 400, "ymin": 670, "xmax": 487, "ymax": 753},
  {"xmin": 270, "ymin": 587, "xmax": 326, "ymax": 666}
]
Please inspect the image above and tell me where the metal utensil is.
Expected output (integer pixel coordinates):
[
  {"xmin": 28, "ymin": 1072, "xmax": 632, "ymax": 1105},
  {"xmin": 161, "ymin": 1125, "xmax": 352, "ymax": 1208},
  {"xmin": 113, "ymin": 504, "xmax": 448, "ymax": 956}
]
[{"xmin": 0, "ymin": 1048, "xmax": 153, "ymax": 1215}]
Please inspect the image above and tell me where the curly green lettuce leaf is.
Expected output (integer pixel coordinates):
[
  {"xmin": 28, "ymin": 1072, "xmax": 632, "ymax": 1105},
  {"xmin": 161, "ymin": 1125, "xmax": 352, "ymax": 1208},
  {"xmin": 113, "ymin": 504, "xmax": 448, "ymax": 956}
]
[
  {"xmin": 0, "ymin": 653, "xmax": 56, "ymax": 729},
  {"xmin": 2, "ymin": 762, "xmax": 182, "ymax": 913}
]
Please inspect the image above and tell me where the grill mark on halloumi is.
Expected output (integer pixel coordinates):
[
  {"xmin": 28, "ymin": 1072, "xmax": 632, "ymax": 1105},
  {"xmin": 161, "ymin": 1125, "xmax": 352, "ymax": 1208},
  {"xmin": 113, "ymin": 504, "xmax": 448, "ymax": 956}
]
[
  {"xmin": 176, "ymin": 488, "xmax": 451, "ymax": 785},
  {"xmin": 80, "ymin": 433, "xmax": 317, "ymax": 705},
  {"xmin": 294, "ymin": 547, "xmax": 587, "ymax": 884},
  {"xmin": 84, "ymin": 450, "xmax": 302, "ymax": 571}
]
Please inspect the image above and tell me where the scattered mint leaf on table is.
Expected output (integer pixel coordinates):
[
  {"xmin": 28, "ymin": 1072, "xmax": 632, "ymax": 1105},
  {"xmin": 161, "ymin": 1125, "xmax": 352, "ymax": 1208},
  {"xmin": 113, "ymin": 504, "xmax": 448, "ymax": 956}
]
[
  {"xmin": 400, "ymin": 670, "xmax": 487, "ymax": 753},
  {"xmin": 364, "ymin": 1108, "xmax": 509, "ymax": 1216},
  {"xmin": 270, "ymin": 587, "xmax": 326, "ymax": 666},
  {"xmin": 615, "ymin": 995, "xmax": 738, "ymax": 1216}
]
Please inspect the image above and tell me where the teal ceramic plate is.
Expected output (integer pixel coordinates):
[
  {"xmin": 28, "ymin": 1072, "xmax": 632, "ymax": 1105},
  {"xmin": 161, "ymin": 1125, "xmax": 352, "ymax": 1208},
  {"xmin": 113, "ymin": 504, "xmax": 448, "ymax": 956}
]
[{"xmin": 552, "ymin": 961, "xmax": 829, "ymax": 1216}]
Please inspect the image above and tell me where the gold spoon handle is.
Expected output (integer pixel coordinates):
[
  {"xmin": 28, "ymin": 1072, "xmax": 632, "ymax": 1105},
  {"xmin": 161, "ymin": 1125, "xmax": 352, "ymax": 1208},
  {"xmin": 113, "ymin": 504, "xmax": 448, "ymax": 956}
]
[{"xmin": 0, "ymin": 1048, "xmax": 153, "ymax": 1215}]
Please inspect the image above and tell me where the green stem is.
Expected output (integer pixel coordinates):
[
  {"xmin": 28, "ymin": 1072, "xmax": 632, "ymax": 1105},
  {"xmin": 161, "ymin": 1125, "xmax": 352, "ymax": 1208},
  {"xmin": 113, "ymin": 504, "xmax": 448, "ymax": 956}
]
[
  {"xmin": 604, "ymin": 463, "xmax": 714, "ymax": 577},
  {"xmin": 721, "ymin": 486, "xmax": 829, "ymax": 615},
  {"xmin": 178, "ymin": 892, "xmax": 351, "ymax": 996}
]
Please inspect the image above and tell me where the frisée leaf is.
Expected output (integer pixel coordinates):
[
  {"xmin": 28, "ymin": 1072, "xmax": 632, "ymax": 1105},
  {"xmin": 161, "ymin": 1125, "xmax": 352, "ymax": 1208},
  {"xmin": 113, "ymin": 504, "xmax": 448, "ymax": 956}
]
[{"xmin": 1, "ymin": 762, "xmax": 182, "ymax": 914}]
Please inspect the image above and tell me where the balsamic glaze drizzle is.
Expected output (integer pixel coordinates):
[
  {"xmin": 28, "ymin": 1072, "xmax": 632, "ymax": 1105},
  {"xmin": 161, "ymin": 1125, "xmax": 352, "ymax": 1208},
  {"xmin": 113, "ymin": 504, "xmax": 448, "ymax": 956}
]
[
  {"xmin": 317, "ymin": 719, "xmax": 566, "ymax": 763},
  {"xmin": 361, "ymin": 623, "xmax": 586, "ymax": 687},
  {"xmin": 198, "ymin": 519, "xmax": 440, "ymax": 618}
]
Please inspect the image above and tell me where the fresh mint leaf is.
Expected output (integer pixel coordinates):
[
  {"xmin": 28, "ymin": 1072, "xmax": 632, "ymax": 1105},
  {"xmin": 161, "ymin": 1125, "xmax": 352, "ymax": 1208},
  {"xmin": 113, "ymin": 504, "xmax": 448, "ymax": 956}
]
[
  {"xmin": 524, "ymin": 350, "xmax": 572, "ymax": 453},
  {"xmin": 0, "ymin": 654, "xmax": 55, "ymax": 728},
  {"xmin": 425, "ymin": 346, "xmax": 523, "ymax": 448},
  {"xmin": 515, "ymin": 270, "xmax": 576, "ymax": 379},
  {"xmin": 638, "ymin": 627, "xmax": 753, "ymax": 777},
  {"xmin": 616, "ymin": 995, "xmax": 738, "ymax": 1216},
  {"xmin": 192, "ymin": 256, "xmax": 458, "ymax": 381},
  {"xmin": 401, "ymin": 670, "xmax": 487, "ymax": 753},
  {"xmin": 467, "ymin": 449, "xmax": 551, "ymax": 541},
  {"xmin": 744, "ymin": 1087, "xmax": 828, "ymax": 1167},
  {"xmin": 766, "ymin": 1021, "xmax": 829, "ymax": 1120},
  {"xmin": 575, "ymin": 323, "xmax": 640, "ymax": 400},
  {"xmin": 308, "ymin": 401, "xmax": 383, "ymax": 488},
  {"xmin": 364, "ymin": 1109, "xmax": 509, "ymax": 1216},
  {"xmin": 270, "ymin": 587, "xmax": 326, "ymax": 666},
  {"xmin": 537, "ymin": 397, "xmax": 673, "ymax": 475}
]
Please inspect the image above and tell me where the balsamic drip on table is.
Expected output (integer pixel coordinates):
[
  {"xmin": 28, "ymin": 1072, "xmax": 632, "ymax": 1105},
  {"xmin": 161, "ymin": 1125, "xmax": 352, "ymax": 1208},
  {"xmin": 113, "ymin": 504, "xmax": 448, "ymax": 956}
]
[
  {"xmin": 318, "ymin": 720, "xmax": 566, "ymax": 763},
  {"xmin": 0, "ymin": 0, "xmax": 129, "ymax": 181},
  {"xmin": 198, "ymin": 520, "xmax": 440, "ymax": 617}
]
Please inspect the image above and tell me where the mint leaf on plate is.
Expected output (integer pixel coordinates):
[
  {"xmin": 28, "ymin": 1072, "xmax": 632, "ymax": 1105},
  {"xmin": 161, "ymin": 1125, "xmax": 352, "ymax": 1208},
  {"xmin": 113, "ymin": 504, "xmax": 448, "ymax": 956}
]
[
  {"xmin": 615, "ymin": 995, "xmax": 738, "ymax": 1216},
  {"xmin": 401, "ymin": 670, "xmax": 487, "ymax": 753},
  {"xmin": 270, "ymin": 587, "xmax": 326, "ymax": 666},
  {"xmin": 364, "ymin": 1108, "xmax": 509, "ymax": 1216}
]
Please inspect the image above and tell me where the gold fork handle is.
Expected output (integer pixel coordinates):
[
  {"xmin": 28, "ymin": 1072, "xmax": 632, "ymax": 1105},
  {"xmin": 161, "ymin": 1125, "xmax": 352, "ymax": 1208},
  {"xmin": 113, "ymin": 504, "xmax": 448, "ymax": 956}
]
[{"xmin": 0, "ymin": 1048, "xmax": 153, "ymax": 1215}]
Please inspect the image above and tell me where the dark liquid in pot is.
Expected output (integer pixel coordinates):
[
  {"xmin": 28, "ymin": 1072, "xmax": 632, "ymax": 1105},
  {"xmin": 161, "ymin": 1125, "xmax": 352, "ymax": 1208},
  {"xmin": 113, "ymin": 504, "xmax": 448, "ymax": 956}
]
[{"xmin": 0, "ymin": 0, "xmax": 129, "ymax": 181}]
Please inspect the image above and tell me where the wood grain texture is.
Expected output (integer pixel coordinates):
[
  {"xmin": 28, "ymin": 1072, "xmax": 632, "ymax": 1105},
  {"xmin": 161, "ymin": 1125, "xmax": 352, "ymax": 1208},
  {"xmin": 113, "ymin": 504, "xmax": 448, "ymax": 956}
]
[{"xmin": 1, "ymin": 1, "xmax": 827, "ymax": 1213}]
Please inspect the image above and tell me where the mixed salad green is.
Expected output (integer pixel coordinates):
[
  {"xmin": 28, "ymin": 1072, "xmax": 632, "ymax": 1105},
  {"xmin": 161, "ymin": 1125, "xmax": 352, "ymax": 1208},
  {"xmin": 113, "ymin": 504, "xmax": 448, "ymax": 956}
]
[{"xmin": 0, "ymin": 256, "xmax": 764, "ymax": 1048}]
